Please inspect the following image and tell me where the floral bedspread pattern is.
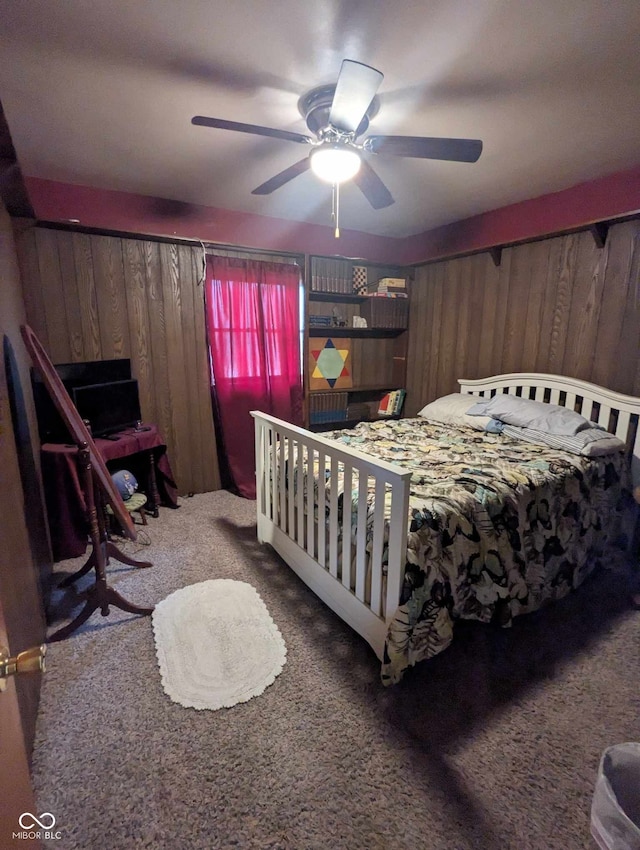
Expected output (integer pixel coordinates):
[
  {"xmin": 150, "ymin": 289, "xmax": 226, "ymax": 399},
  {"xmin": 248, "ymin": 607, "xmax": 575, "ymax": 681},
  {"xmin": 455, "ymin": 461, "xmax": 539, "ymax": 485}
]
[{"xmin": 322, "ymin": 418, "xmax": 632, "ymax": 685}]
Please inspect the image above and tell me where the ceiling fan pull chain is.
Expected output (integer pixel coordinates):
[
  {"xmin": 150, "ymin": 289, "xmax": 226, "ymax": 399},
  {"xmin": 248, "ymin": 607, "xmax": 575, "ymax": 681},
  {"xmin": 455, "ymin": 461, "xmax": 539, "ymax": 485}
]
[{"xmin": 335, "ymin": 182, "xmax": 340, "ymax": 238}]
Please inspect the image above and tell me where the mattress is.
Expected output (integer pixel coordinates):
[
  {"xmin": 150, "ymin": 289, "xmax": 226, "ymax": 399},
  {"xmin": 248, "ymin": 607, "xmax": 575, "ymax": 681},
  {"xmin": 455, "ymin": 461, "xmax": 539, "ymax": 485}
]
[{"xmin": 321, "ymin": 418, "xmax": 632, "ymax": 684}]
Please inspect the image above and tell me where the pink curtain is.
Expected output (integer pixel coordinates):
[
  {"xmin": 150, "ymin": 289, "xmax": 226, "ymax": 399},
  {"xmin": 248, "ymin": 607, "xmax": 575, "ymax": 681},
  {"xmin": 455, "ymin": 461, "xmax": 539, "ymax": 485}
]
[{"xmin": 204, "ymin": 256, "xmax": 303, "ymax": 498}]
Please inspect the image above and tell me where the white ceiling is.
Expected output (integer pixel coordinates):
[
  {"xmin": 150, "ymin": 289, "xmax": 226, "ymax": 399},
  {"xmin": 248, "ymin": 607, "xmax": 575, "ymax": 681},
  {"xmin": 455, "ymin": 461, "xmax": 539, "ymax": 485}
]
[{"xmin": 1, "ymin": 0, "xmax": 640, "ymax": 238}]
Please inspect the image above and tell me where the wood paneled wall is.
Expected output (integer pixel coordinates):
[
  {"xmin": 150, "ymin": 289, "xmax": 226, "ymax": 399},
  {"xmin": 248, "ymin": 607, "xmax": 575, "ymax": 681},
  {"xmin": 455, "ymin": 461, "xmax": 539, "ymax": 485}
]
[
  {"xmin": 15, "ymin": 226, "xmax": 220, "ymax": 494},
  {"xmin": 405, "ymin": 220, "xmax": 640, "ymax": 415}
]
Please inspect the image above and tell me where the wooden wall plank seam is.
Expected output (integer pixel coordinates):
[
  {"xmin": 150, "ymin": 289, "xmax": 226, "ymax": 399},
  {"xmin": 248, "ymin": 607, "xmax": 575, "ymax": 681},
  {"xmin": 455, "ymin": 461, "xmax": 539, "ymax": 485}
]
[
  {"xmin": 191, "ymin": 248, "xmax": 221, "ymax": 492},
  {"xmin": 159, "ymin": 241, "xmax": 191, "ymax": 492},
  {"xmin": 15, "ymin": 227, "xmax": 50, "ymax": 354},
  {"xmin": 547, "ymin": 233, "xmax": 578, "ymax": 374},
  {"xmin": 489, "ymin": 247, "xmax": 512, "ymax": 378},
  {"xmin": 92, "ymin": 235, "xmax": 132, "ymax": 360},
  {"xmin": 72, "ymin": 232, "xmax": 102, "ymax": 360},
  {"xmin": 562, "ymin": 234, "xmax": 604, "ymax": 380},
  {"xmin": 177, "ymin": 244, "xmax": 205, "ymax": 494},
  {"xmin": 56, "ymin": 231, "xmax": 85, "ymax": 361},
  {"xmin": 122, "ymin": 239, "xmax": 157, "ymax": 429},
  {"xmin": 534, "ymin": 236, "xmax": 564, "ymax": 374},
  {"xmin": 145, "ymin": 239, "xmax": 175, "ymax": 477},
  {"xmin": 521, "ymin": 241, "xmax": 550, "ymax": 372},
  {"xmin": 34, "ymin": 228, "xmax": 71, "ymax": 363}
]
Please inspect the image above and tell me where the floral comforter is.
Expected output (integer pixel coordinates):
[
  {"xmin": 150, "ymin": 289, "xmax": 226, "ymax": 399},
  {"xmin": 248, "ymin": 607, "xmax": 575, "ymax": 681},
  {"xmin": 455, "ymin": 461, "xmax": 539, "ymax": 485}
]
[{"xmin": 322, "ymin": 418, "xmax": 632, "ymax": 684}]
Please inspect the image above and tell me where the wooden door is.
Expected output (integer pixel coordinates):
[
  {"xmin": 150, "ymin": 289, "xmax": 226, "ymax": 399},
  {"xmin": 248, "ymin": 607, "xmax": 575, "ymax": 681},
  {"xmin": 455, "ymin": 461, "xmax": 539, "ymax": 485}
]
[
  {"xmin": 0, "ymin": 590, "xmax": 40, "ymax": 848},
  {"xmin": 0, "ymin": 337, "xmax": 44, "ymax": 847}
]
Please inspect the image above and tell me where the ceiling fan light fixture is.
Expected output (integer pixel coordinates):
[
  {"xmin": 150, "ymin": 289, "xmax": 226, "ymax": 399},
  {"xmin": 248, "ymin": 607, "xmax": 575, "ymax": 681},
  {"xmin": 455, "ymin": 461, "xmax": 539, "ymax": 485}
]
[{"xmin": 310, "ymin": 145, "xmax": 361, "ymax": 184}]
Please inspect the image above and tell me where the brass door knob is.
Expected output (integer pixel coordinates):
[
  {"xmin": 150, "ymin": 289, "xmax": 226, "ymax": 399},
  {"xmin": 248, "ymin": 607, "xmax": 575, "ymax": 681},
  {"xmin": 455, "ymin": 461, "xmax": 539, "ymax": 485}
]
[{"xmin": 0, "ymin": 644, "xmax": 47, "ymax": 692}]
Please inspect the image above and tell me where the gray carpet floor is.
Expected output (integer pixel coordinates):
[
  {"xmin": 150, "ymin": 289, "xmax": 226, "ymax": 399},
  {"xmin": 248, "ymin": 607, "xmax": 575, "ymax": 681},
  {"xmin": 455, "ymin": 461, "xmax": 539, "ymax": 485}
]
[{"xmin": 32, "ymin": 490, "xmax": 640, "ymax": 850}]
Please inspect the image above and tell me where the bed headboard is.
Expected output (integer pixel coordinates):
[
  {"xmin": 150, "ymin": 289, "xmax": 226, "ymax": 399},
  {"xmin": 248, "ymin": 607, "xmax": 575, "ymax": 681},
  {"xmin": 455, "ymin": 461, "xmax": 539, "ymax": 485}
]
[{"xmin": 458, "ymin": 372, "xmax": 640, "ymax": 490}]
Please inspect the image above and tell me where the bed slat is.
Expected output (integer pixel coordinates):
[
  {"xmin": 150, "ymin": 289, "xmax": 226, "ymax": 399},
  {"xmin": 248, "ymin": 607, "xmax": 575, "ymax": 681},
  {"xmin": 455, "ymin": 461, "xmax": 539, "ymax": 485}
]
[
  {"xmin": 306, "ymin": 446, "xmax": 315, "ymax": 557},
  {"xmin": 264, "ymin": 427, "xmax": 273, "ymax": 522},
  {"xmin": 287, "ymin": 436, "xmax": 295, "ymax": 539},
  {"xmin": 355, "ymin": 474, "xmax": 368, "ymax": 602},
  {"xmin": 341, "ymin": 465, "xmax": 353, "ymax": 589},
  {"xmin": 278, "ymin": 432, "xmax": 286, "ymax": 534},
  {"xmin": 385, "ymin": 479, "xmax": 409, "ymax": 623},
  {"xmin": 271, "ymin": 429, "xmax": 279, "ymax": 522},
  {"xmin": 597, "ymin": 404, "xmax": 612, "ymax": 430},
  {"xmin": 296, "ymin": 440, "xmax": 304, "ymax": 546},
  {"xmin": 317, "ymin": 450, "xmax": 326, "ymax": 567},
  {"xmin": 615, "ymin": 410, "xmax": 631, "ymax": 442},
  {"xmin": 369, "ymin": 479, "xmax": 386, "ymax": 617},
  {"xmin": 329, "ymin": 456, "xmax": 339, "ymax": 578},
  {"xmin": 254, "ymin": 421, "xmax": 265, "ymax": 518},
  {"xmin": 633, "ymin": 425, "xmax": 640, "ymax": 489}
]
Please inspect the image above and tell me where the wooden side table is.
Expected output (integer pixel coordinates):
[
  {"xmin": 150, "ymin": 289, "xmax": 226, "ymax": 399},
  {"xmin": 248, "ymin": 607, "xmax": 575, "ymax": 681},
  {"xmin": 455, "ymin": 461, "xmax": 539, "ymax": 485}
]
[{"xmin": 41, "ymin": 424, "xmax": 178, "ymax": 561}]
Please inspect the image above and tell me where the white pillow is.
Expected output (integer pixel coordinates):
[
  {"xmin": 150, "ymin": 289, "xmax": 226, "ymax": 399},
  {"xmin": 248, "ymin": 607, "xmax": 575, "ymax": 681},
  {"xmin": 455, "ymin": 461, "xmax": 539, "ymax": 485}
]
[
  {"xmin": 579, "ymin": 432, "xmax": 626, "ymax": 456},
  {"xmin": 417, "ymin": 393, "xmax": 492, "ymax": 432},
  {"xmin": 466, "ymin": 393, "xmax": 590, "ymax": 435}
]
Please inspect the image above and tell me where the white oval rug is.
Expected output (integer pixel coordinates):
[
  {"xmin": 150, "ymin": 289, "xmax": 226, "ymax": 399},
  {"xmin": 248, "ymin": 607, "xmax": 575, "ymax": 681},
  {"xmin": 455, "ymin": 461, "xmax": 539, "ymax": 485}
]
[{"xmin": 152, "ymin": 579, "xmax": 287, "ymax": 710}]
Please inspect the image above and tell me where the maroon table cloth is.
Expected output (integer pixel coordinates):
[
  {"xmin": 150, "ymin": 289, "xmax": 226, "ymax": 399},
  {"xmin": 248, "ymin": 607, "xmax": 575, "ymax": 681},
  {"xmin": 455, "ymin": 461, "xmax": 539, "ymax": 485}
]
[{"xmin": 41, "ymin": 424, "xmax": 178, "ymax": 561}]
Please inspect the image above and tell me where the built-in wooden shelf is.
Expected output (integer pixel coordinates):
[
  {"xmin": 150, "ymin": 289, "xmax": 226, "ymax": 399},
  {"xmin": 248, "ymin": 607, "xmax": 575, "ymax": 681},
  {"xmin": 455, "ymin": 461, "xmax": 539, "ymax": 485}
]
[
  {"xmin": 309, "ymin": 414, "xmax": 401, "ymax": 432},
  {"xmin": 309, "ymin": 291, "xmax": 368, "ymax": 303},
  {"xmin": 306, "ymin": 258, "xmax": 410, "ymax": 432},
  {"xmin": 308, "ymin": 327, "xmax": 405, "ymax": 338},
  {"xmin": 308, "ymin": 384, "xmax": 397, "ymax": 395}
]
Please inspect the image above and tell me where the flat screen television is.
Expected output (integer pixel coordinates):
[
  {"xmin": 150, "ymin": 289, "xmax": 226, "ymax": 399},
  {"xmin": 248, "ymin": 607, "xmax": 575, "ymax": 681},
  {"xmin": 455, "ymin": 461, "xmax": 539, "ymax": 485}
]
[
  {"xmin": 72, "ymin": 379, "xmax": 142, "ymax": 437},
  {"xmin": 32, "ymin": 358, "xmax": 134, "ymax": 442}
]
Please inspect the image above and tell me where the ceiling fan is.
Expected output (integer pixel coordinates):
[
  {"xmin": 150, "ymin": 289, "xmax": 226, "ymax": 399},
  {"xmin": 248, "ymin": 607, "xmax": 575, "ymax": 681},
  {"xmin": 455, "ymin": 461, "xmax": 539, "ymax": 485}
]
[{"xmin": 192, "ymin": 59, "xmax": 482, "ymax": 210}]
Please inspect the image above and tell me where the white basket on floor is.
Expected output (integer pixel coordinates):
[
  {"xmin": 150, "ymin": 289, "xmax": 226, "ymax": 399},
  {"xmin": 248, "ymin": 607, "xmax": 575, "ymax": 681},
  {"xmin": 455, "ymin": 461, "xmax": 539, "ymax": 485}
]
[{"xmin": 591, "ymin": 743, "xmax": 640, "ymax": 849}]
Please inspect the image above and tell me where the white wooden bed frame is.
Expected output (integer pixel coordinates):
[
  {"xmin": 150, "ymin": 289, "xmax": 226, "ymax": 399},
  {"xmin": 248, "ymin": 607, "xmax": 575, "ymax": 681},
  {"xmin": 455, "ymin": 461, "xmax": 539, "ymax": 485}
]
[{"xmin": 252, "ymin": 373, "xmax": 640, "ymax": 661}]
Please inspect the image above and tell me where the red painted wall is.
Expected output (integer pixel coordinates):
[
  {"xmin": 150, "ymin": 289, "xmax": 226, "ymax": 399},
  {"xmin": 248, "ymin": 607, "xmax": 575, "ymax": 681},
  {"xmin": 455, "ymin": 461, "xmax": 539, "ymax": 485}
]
[
  {"xmin": 399, "ymin": 164, "xmax": 640, "ymax": 265},
  {"xmin": 25, "ymin": 165, "xmax": 640, "ymax": 266},
  {"xmin": 24, "ymin": 177, "xmax": 402, "ymax": 264}
]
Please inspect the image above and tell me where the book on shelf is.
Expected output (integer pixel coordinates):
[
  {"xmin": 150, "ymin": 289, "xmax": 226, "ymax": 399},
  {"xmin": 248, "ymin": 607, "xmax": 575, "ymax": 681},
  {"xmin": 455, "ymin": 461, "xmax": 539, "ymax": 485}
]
[
  {"xmin": 310, "ymin": 257, "xmax": 354, "ymax": 294},
  {"xmin": 346, "ymin": 401, "xmax": 374, "ymax": 421},
  {"xmin": 366, "ymin": 276, "xmax": 406, "ymax": 295},
  {"xmin": 376, "ymin": 277, "xmax": 407, "ymax": 289},
  {"xmin": 309, "ymin": 391, "xmax": 348, "ymax": 424},
  {"xmin": 377, "ymin": 389, "xmax": 406, "ymax": 417},
  {"xmin": 365, "ymin": 291, "xmax": 408, "ymax": 299},
  {"xmin": 309, "ymin": 315, "xmax": 333, "ymax": 327},
  {"xmin": 360, "ymin": 297, "xmax": 409, "ymax": 329}
]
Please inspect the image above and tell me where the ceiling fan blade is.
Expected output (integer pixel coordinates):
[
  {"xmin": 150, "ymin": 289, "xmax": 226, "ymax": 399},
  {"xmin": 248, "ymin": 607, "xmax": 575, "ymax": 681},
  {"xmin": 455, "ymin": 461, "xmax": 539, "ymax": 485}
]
[
  {"xmin": 366, "ymin": 135, "xmax": 483, "ymax": 162},
  {"xmin": 352, "ymin": 159, "xmax": 394, "ymax": 209},
  {"xmin": 328, "ymin": 60, "xmax": 383, "ymax": 134},
  {"xmin": 192, "ymin": 116, "xmax": 311, "ymax": 145},
  {"xmin": 251, "ymin": 157, "xmax": 311, "ymax": 195}
]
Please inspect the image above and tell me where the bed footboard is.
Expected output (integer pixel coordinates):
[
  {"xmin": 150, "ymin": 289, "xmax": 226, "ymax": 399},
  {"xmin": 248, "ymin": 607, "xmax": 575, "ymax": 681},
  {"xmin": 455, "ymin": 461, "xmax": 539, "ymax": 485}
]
[{"xmin": 251, "ymin": 411, "xmax": 412, "ymax": 659}]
